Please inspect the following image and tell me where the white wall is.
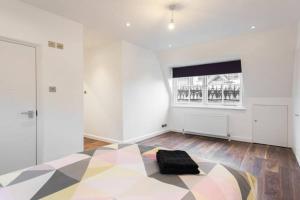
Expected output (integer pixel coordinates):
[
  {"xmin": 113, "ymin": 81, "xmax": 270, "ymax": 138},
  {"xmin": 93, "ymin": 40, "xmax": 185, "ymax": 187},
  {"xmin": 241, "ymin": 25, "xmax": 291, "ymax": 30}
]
[
  {"xmin": 159, "ymin": 26, "xmax": 297, "ymax": 145},
  {"xmin": 292, "ymin": 23, "xmax": 300, "ymax": 163},
  {"xmin": 84, "ymin": 42, "xmax": 123, "ymax": 142},
  {"xmin": 122, "ymin": 41, "xmax": 169, "ymax": 141},
  {"xmin": 84, "ymin": 41, "xmax": 169, "ymax": 142},
  {"xmin": 0, "ymin": 0, "xmax": 84, "ymax": 162}
]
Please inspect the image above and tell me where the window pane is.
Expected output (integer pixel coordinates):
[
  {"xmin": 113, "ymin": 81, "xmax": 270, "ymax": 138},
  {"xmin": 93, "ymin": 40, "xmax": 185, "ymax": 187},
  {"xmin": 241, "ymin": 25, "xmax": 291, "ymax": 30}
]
[
  {"xmin": 176, "ymin": 77, "xmax": 189, "ymax": 103},
  {"xmin": 190, "ymin": 76, "xmax": 204, "ymax": 103},
  {"xmin": 223, "ymin": 74, "xmax": 241, "ymax": 104},
  {"xmin": 207, "ymin": 73, "xmax": 241, "ymax": 104},
  {"xmin": 207, "ymin": 75, "xmax": 223, "ymax": 103}
]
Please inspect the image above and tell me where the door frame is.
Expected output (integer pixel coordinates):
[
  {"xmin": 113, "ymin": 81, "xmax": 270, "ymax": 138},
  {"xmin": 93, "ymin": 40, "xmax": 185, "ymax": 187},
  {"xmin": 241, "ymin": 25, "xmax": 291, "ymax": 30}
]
[
  {"xmin": 252, "ymin": 104, "xmax": 289, "ymax": 147},
  {"xmin": 0, "ymin": 36, "xmax": 41, "ymax": 165}
]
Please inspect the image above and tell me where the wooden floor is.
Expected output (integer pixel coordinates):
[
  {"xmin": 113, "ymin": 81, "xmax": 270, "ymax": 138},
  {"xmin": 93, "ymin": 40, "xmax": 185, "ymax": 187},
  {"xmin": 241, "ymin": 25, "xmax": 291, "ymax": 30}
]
[
  {"xmin": 84, "ymin": 132, "xmax": 300, "ymax": 200},
  {"xmin": 84, "ymin": 137, "xmax": 110, "ymax": 151}
]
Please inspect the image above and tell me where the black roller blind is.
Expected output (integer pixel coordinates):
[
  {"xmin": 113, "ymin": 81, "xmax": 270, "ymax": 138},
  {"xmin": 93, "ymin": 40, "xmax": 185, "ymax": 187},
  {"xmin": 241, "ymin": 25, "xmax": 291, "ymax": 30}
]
[{"xmin": 172, "ymin": 60, "xmax": 242, "ymax": 78}]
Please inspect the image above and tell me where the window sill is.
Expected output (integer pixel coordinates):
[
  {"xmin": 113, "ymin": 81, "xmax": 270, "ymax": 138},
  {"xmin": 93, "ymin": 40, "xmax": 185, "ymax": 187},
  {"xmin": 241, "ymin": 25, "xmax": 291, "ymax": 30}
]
[{"xmin": 171, "ymin": 104, "xmax": 247, "ymax": 110}]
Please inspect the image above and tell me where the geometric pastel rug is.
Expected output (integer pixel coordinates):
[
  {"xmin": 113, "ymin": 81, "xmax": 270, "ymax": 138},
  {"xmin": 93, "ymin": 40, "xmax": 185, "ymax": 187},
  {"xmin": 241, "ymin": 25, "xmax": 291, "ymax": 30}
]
[{"xmin": 0, "ymin": 144, "xmax": 257, "ymax": 200}]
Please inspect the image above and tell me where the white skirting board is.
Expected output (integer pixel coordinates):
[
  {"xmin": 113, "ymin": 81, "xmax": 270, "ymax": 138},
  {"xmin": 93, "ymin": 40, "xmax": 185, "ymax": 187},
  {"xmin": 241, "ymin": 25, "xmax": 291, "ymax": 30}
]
[
  {"xmin": 84, "ymin": 129, "xmax": 169, "ymax": 144},
  {"xmin": 84, "ymin": 134, "xmax": 122, "ymax": 144},
  {"xmin": 230, "ymin": 136, "xmax": 253, "ymax": 143},
  {"xmin": 123, "ymin": 130, "xmax": 170, "ymax": 143}
]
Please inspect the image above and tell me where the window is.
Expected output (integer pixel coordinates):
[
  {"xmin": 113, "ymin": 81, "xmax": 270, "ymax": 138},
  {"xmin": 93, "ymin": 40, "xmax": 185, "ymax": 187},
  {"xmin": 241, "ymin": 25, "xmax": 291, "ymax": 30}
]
[
  {"xmin": 172, "ymin": 60, "xmax": 243, "ymax": 107},
  {"xmin": 174, "ymin": 73, "xmax": 243, "ymax": 106},
  {"xmin": 173, "ymin": 73, "xmax": 242, "ymax": 105}
]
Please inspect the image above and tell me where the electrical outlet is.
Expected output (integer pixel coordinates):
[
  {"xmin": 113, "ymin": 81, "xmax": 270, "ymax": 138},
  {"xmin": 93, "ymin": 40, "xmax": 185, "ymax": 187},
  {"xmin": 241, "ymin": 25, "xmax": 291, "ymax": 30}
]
[{"xmin": 161, "ymin": 124, "xmax": 167, "ymax": 128}]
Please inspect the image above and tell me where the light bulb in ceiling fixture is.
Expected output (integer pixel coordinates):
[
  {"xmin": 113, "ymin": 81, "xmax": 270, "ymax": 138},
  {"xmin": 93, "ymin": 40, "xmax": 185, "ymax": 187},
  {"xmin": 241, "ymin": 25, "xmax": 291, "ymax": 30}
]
[
  {"xmin": 168, "ymin": 5, "xmax": 176, "ymax": 31},
  {"xmin": 168, "ymin": 19, "xmax": 175, "ymax": 30},
  {"xmin": 126, "ymin": 22, "xmax": 131, "ymax": 27},
  {"xmin": 250, "ymin": 25, "xmax": 256, "ymax": 30}
]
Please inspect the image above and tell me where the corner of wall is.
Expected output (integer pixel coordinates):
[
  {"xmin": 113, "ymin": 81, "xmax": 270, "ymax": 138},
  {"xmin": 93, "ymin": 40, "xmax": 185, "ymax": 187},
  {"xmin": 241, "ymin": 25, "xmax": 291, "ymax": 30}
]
[
  {"xmin": 84, "ymin": 39, "xmax": 123, "ymax": 142},
  {"xmin": 292, "ymin": 21, "xmax": 300, "ymax": 167},
  {"xmin": 293, "ymin": 147, "xmax": 300, "ymax": 166},
  {"xmin": 297, "ymin": 22, "xmax": 300, "ymax": 49}
]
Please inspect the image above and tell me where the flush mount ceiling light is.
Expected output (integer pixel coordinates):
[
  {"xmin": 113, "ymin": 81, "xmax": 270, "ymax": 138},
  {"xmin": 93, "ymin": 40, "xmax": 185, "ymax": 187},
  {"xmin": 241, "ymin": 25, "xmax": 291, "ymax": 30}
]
[
  {"xmin": 168, "ymin": 4, "xmax": 176, "ymax": 30},
  {"xmin": 250, "ymin": 25, "xmax": 256, "ymax": 30},
  {"xmin": 126, "ymin": 22, "xmax": 131, "ymax": 27}
]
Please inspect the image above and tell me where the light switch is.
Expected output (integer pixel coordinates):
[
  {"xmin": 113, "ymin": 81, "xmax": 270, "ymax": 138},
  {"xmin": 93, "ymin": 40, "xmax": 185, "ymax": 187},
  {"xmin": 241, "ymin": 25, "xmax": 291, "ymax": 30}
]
[{"xmin": 49, "ymin": 86, "xmax": 56, "ymax": 93}]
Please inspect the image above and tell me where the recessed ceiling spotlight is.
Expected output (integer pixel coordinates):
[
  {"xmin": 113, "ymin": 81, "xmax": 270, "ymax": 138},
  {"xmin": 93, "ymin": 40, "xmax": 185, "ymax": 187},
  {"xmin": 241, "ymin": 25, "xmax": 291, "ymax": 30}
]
[
  {"xmin": 126, "ymin": 22, "xmax": 131, "ymax": 27},
  {"xmin": 250, "ymin": 25, "xmax": 256, "ymax": 30}
]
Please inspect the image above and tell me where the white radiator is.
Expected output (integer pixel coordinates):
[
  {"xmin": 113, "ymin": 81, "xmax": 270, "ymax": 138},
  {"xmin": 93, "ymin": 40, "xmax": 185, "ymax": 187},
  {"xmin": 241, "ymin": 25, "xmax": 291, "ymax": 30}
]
[{"xmin": 183, "ymin": 114, "xmax": 229, "ymax": 138}]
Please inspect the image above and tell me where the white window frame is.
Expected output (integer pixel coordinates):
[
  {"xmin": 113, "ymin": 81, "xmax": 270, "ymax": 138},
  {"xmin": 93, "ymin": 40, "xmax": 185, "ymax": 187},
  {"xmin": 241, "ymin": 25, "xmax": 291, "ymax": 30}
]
[{"xmin": 173, "ymin": 73, "xmax": 244, "ymax": 108}]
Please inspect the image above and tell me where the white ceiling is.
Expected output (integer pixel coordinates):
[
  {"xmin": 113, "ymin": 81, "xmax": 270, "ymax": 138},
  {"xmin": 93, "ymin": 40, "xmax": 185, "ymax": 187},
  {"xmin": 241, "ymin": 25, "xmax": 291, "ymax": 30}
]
[{"xmin": 21, "ymin": 0, "xmax": 300, "ymax": 50}]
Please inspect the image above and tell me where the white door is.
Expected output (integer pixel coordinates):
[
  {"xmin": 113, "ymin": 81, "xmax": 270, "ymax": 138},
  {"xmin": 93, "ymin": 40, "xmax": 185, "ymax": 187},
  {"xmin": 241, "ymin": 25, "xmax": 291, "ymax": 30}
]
[
  {"xmin": 0, "ymin": 39, "xmax": 36, "ymax": 175},
  {"xmin": 253, "ymin": 105, "xmax": 288, "ymax": 147}
]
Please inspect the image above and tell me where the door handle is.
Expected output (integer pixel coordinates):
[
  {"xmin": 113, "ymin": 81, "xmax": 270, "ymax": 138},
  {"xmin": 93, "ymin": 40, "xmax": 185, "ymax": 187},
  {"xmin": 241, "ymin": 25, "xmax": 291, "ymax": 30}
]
[
  {"xmin": 20, "ymin": 110, "xmax": 35, "ymax": 119},
  {"xmin": 295, "ymin": 114, "xmax": 300, "ymax": 117}
]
